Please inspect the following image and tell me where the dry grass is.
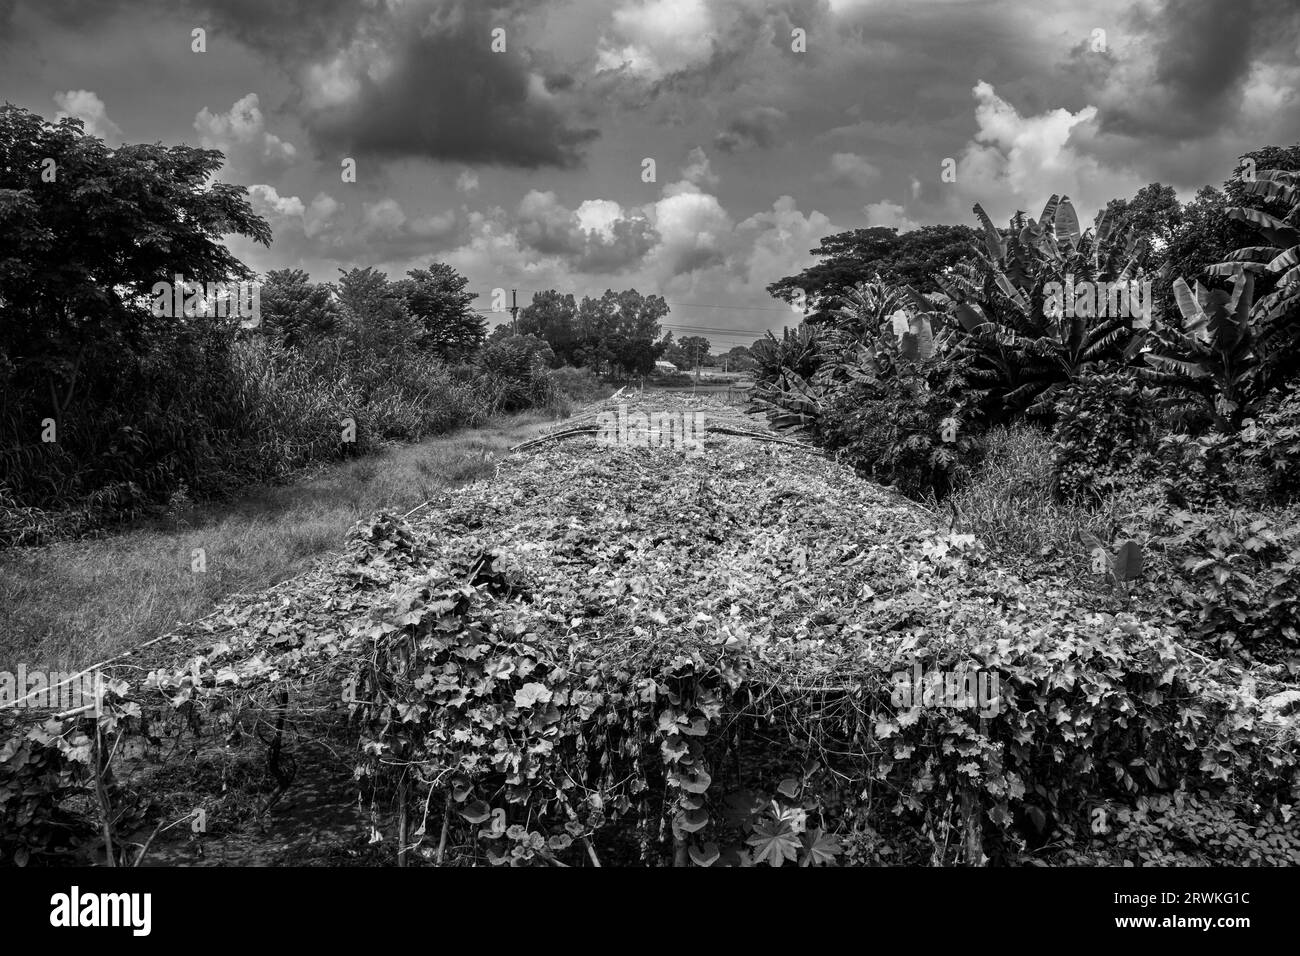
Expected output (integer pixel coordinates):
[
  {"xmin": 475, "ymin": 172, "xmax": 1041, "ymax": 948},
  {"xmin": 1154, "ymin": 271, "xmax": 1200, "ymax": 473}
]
[{"xmin": 0, "ymin": 410, "xmax": 561, "ymax": 670}]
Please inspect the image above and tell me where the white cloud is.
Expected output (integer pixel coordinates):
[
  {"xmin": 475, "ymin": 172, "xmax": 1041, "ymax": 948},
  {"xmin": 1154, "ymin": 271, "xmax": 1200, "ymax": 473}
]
[
  {"xmin": 53, "ymin": 90, "xmax": 121, "ymax": 140},
  {"xmin": 194, "ymin": 94, "xmax": 297, "ymax": 176},
  {"xmin": 247, "ymin": 184, "xmax": 306, "ymax": 219},
  {"xmin": 595, "ymin": 0, "xmax": 715, "ymax": 81},
  {"xmin": 953, "ymin": 81, "xmax": 1131, "ymax": 224},
  {"xmin": 863, "ymin": 200, "xmax": 918, "ymax": 233}
]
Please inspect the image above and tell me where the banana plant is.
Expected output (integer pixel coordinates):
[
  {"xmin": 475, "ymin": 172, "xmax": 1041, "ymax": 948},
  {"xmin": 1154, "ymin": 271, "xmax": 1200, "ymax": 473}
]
[
  {"xmin": 1205, "ymin": 168, "xmax": 1300, "ymax": 391},
  {"xmin": 929, "ymin": 195, "xmax": 1150, "ymax": 419},
  {"xmin": 1140, "ymin": 266, "xmax": 1258, "ymax": 430}
]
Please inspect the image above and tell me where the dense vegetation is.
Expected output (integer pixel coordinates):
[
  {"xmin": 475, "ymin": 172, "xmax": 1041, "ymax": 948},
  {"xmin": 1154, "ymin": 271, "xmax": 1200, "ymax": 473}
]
[
  {"xmin": 2, "ymin": 99, "xmax": 1297, "ymax": 868},
  {"xmin": 0, "ymin": 107, "xmax": 670, "ymax": 545}
]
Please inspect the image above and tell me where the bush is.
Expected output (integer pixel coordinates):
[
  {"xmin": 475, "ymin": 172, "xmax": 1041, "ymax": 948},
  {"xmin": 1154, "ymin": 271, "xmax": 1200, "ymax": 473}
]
[
  {"xmin": 1148, "ymin": 506, "xmax": 1300, "ymax": 663},
  {"xmin": 821, "ymin": 353, "xmax": 983, "ymax": 500},
  {"xmin": 1239, "ymin": 388, "xmax": 1300, "ymax": 504},
  {"xmin": 1051, "ymin": 366, "xmax": 1158, "ymax": 503}
]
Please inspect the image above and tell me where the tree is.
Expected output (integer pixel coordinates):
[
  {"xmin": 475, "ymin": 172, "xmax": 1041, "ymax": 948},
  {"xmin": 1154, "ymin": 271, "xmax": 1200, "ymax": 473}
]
[
  {"xmin": 573, "ymin": 289, "xmax": 668, "ymax": 378},
  {"xmin": 519, "ymin": 289, "xmax": 580, "ymax": 366},
  {"xmin": 398, "ymin": 262, "xmax": 484, "ymax": 361},
  {"xmin": 335, "ymin": 267, "xmax": 421, "ymax": 357},
  {"xmin": 723, "ymin": 345, "xmax": 756, "ymax": 372},
  {"xmin": 767, "ymin": 224, "xmax": 978, "ymax": 319},
  {"xmin": 258, "ymin": 268, "xmax": 337, "ymax": 347},
  {"xmin": 1094, "ymin": 183, "xmax": 1182, "ymax": 276},
  {"xmin": 0, "ymin": 104, "xmax": 271, "ymax": 424},
  {"xmin": 678, "ymin": 336, "xmax": 711, "ymax": 370}
]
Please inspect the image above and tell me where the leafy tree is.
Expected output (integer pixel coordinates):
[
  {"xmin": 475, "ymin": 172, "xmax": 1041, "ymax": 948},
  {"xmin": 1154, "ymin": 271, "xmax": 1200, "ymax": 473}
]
[
  {"xmin": 678, "ymin": 335, "xmax": 711, "ymax": 370},
  {"xmin": 722, "ymin": 345, "xmax": 756, "ymax": 371},
  {"xmin": 0, "ymin": 104, "xmax": 270, "ymax": 424},
  {"xmin": 767, "ymin": 224, "xmax": 978, "ymax": 318},
  {"xmin": 519, "ymin": 289, "xmax": 580, "ymax": 366},
  {"xmin": 398, "ymin": 262, "xmax": 484, "ymax": 361},
  {"xmin": 1095, "ymin": 183, "xmax": 1182, "ymax": 277},
  {"xmin": 335, "ymin": 267, "xmax": 421, "ymax": 358},
  {"xmin": 258, "ymin": 268, "xmax": 337, "ymax": 347},
  {"xmin": 574, "ymin": 289, "xmax": 667, "ymax": 378}
]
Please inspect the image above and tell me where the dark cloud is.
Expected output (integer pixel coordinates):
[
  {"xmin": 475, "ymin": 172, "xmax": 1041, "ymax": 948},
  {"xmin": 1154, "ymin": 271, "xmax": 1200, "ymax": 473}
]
[
  {"xmin": 10, "ymin": 0, "xmax": 599, "ymax": 169},
  {"xmin": 1098, "ymin": 0, "xmax": 1300, "ymax": 140},
  {"xmin": 714, "ymin": 105, "xmax": 787, "ymax": 152},
  {"xmin": 222, "ymin": 0, "xmax": 597, "ymax": 168}
]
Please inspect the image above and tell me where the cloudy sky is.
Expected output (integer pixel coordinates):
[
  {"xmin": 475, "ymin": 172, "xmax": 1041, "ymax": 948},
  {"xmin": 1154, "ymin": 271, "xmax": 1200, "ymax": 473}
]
[{"xmin": 2, "ymin": 0, "xmax": 1298, "ymax": 346}]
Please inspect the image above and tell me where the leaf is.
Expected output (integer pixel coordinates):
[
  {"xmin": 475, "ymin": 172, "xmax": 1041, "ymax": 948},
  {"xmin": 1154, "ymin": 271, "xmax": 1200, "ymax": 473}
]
[
  {"xmin": 460, "ymin": 799, "xmax": 492, "ymax": 824},
  {"xmin": 800, "ymin": 829, "xmax": 842, "ymax": 866},
  {"xmin": 679, "ymin": 766, "xmax": 712, "ymax": 794},
  {"xmin": 1171, "ymin": 277, "xmax": 1207, "ymax": 333},
  {"xmin": 776, "ymin": 777, "xmax": 800, "ymax": 799},
  {"xmin": 689, "ymin": 842, "xmax": 721, "ymax": 867},
  {"xmin": 1113, "ymin": 539, "xmax": 1144, "ymax": 581},
  {"xmin": 513, "ymin": 682, "xmax": 552, "ymax": 708},
  {"xmin": 675, "ymin": 808, "xmax": 710, "ymax": 833},
  {"xmin": 973, "ymin": 202, "xmax": 1005, "ymax": 261},
  {"xmin": 1054, "ymin": 197, "xmax": 1081, "ymax": 251},
  {"xmin": 746, "ymin": 819, "xmax": 801, "ymax": 867}
]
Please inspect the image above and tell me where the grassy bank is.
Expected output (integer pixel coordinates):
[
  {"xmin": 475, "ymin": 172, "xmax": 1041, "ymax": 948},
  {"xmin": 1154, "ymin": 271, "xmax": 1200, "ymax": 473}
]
[{"xmin": 0, "ymin": 409, "xmax": 564, "ymax": 671}]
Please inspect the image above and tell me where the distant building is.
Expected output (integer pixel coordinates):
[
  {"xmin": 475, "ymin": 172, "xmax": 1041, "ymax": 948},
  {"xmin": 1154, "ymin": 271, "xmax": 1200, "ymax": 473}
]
[{"xmin": 653, "ymin": 360, "xmax": 680, "ymax": 373}]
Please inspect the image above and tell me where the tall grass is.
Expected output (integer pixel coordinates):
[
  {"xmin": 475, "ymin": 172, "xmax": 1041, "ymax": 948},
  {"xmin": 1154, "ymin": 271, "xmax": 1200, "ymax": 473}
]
[
  {"xmin": 0, "ymin": 329, "xmax": 578, "ymax": 545},
  {"xmin": 944, "ymin": 424, "xmax": 1125, "ymax": 564},
  {"xmin": 0, "ymin": 411, "xmax": 562, "ymax": 669}
]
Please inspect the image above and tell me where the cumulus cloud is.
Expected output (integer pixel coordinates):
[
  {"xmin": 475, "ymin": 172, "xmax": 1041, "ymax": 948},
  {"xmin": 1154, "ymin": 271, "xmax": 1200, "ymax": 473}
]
[
  {"xmin": 515, "ymin": 190, "xmax": 658, "ymax": 273},
  {"xmin": 52, "ymin": 89, "xmax": 121, "ymax": 139},
  {"xmin": 595, "ymin": 0, "xmax": 716, "ymax": 82},
  {"xmin": 952, "ymin": 81, "xmax": 1133, "ymax": 222},
  {"xmin": 863, "ymin": 200, "xmax": 918, "ymax": 233},
  {"xmin": 194, "ymin": 94, "xmax": 297, "ymax": 178},
  {"xmin": 646, "ymin": 181, "xmax": 732, "ymax": 276}
]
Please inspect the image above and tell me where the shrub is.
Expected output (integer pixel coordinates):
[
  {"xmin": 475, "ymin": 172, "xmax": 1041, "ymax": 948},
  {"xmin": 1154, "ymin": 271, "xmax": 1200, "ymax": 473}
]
[
  {"xmin": 820, "ymin": 350, "xmax": 983, "ymax": 500},
  {"xmin": 1051, "ymin": 365, "xmax": 1158, "ymax": 502},
  {"xmin": 1149, "ymin": 506, "xmax": 1300, "ymax": 663},
  {"xmin": 1239, "ymin": 388, "xmax": 1300, "ymax": 503}
]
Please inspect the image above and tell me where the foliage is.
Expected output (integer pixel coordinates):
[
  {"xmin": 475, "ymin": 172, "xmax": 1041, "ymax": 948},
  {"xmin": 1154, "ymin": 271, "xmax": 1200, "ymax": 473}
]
[
  {"xmin": 1140, "ymin": 268, "xmax": 1262, "ymax": 431},
  {"xmin": 947, "ymin": 424, "xmax": 1122, "ymax": 563},
  {"xmin": 1056, "ymin": 789, "xmax": 1300, "ymax": 866},
  {"xmin": 0, "ymin": 104, "xmax": 271, "ymax": 429},
  {"xmin": 1148, "ymin": 506, "xmax": 1300, "ymax": 664},
  {"xmin": 397, "ymin": 263, "xmax": 485, "ymax": 362},
  {"xmin": 767, "ymin": 224, "xmax": 979, "ymax": 317},
  {"xmin": 934, "ymin": 196, "xmax": 1148, "ymax": 421},
  {"xmin": 1239, "ymin": 389, "xmax": 1300, "ymax": 503},
  {"xmin": 474, "ymin": 334, "xmax": 558, "ymax": 412},
  {"xmin": 1051, "ymin": 365, "xmax": 1159, "ymax": 502},
  {"xmin": 257, "ymin": 269, "xmax": 338, "ymax": 347}
]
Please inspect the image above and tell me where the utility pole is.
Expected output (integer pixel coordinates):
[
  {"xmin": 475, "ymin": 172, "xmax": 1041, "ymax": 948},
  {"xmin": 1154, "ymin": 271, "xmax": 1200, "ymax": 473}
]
[{"xmin": 509, "ymin": 289, "xmax": 519, "ymax": 334}]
